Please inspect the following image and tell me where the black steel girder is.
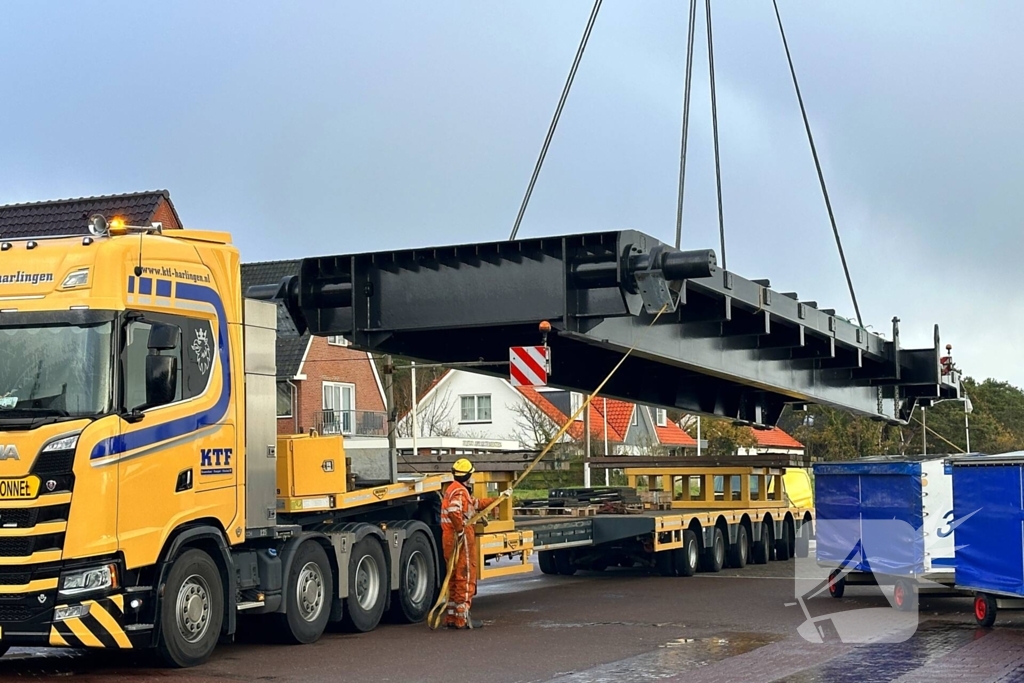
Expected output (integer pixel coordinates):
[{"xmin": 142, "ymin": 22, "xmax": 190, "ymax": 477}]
[{"xmin": 248, "ymin": 230, "xmax": 960, "ymax": 427}]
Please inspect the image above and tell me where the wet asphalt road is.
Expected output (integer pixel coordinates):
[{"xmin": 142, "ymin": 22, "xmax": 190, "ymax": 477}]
[{"xmin": 2, "ymin": 557, "xmax": 1023, "ymax": 683}]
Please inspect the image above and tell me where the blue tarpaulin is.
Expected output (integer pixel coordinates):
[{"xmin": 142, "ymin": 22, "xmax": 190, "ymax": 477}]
[
  {"xmin": 814, "ymin": 461, "xmax": 925, "ymax": 575},
  {"xmin": 952, "ymin": 461, "xmax": 1024, "ymax": 597}
]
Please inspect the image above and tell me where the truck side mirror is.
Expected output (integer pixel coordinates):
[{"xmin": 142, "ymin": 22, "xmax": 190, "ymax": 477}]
[
  {"xmin": 145, "ymin": 355, "xmax": 178, "ymax": 408},
  {"xmin": 147, "ymin": 322, "xmax": 179, "ymax": 351}
]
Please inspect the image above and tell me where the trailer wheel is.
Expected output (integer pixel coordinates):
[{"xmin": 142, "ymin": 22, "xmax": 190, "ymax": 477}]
[
  {"xmin": 727, "ymin": 526, "xmax": 749, "ymax": 569},
  {"xmin": 701, "ymin": 528, "xmax": 725, "ymax": 573},
  {"xmin": 538, "ymin": 550, "xmax": 558, "ymax": 575},
  {"xmin": 795, "ymin": 523, "xmax": 811, "ymax": 559},
  {"xmin": 275, "ymin": 541, "xmax": 333, "ymax": 643},
  {"xmin": 975, "ymin": 593, "xmax": 997, "ymax": 627},
  {"xmin": 775, "ymin": 524, "xmax": 792, "ymax": 562},
  {"xmin": 892, "ymin": 579, "xmax": 917, "ymax": 613},
  {"xmin": 828, "ymin": 570, "xmax": 846, "ymax": 599},
  {"xmin": 157, "ymin": 548, "xmax": 224, "ymax": 668},
  {"xmin": 389, "ymin": 531, "xmax": 436, "ymax": 624},
  {"xmin": 342, "ymin": 538, "xmax": 388, "ymax": 632},
  {"xmin": 752, "ymin": 526, "xmax": 772, "ymax": 564},
  {"xmin": 675, "ymin": 531, "xmax": 699, "ymax": 577},
  {"xmin": 655, "ymin": 550, "xmax": 676, "ymax": 577},
  {"xmin": 554, "ymin": 550, "xmax": 577, "ymax": 576}
]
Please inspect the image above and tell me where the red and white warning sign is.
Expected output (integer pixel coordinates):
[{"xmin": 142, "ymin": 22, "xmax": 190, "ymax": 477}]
[{"xmin": 509, "ymin": 346, "xmax": 549, "ymax": 387}]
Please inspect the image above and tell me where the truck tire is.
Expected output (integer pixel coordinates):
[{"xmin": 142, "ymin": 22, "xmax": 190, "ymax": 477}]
[
  {"xmin": 655, "ymin": 550, "xmax": 675, "ymax": 577},
  {"xmin": 795, "ymin": 522, "xmax": 811, "ymax": 558},
  {"xmin": 157, "ymin": 548, "xmax": 224, "ymax": 668},
  {"xmin": 752, "ymin": 526, "xmax": 772, "ymax": 565},
  {"xmin": 342, "ymin": 538, "xmax": 388, "ymax": 632},
  {"xmin": 775, "ymin": 524, "xmax": 792, "ymax": 562},
  {"xmin": 701, "ymin": 528, "xmax": 725, "ymax": 573},
  {"xmin": 675, "ymin": 531, "xmax": 699, "ymax": 577},
  {"xmin": 389, "ymin": 531, "xmax": 436, "ymax": 623},
  {"xmin": 554, "ymin": 550, "xmax": 577, "ymax": 576},
  {"xmin": 274, "ymin": 541, "xmax": 333, "ymax": 644},
  {"xmin": 538, "ymin": 550, "xmax": 558, "ymax": 575},
  {"xmin": 727, "ymin": 525, "xmax": 749, "ymax": 569}
]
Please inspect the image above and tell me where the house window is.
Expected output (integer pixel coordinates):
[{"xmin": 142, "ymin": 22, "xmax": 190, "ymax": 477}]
[
  {"xmin": 323, "ymin": 381, "xmax": 355, "ymax": 434},
  {"xmin": 632, "ymin": 407, "xmax": 638, "ymax": 426},
  {"xmin": 460, "ymin": 394, "xmax": 492, "ymax": 423},
  {"xmin": 276, "ymin": 380, "xmax": 293, "ymax": 418},
  {"xmin": 327, "ymin": 336, "xmax": 349, "ymax": 347},
  {"xmin": 656, "ymin": 408, "xmax": 668, "ymax": 427},
  {"xmin": 570, "ymin": 392, "xmax": 583, "ymax": 421}
]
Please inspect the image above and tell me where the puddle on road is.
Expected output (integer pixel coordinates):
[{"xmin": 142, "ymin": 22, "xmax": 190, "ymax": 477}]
[{"xmin": 544, "ymin": 631, "xmax": 782, "ymax": 682}]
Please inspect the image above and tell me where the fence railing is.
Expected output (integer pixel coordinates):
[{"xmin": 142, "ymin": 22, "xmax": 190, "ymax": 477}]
[{"xmin": 313, "ymin": 410, "xmax": 387, "ymax": 437}]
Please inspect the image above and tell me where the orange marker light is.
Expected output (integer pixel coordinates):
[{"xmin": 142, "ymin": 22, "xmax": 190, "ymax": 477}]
[{"xmin": 109, "ymin": 217, "xmax": 127, "ymax": 235}]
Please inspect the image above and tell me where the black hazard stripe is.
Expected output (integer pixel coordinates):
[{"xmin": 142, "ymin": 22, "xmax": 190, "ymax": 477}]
[
  {"xmin": 52, "ymin": 620, "xmax": 83, "ymax": 648},
  {"xmin": 80, "ymin": 612, "xmax": 119, "ymax": 649}
]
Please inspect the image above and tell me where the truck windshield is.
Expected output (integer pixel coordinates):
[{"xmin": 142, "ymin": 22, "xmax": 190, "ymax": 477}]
[{"xmin": 0, "ymin": 317, "xmax": 114, "ymax": 423}]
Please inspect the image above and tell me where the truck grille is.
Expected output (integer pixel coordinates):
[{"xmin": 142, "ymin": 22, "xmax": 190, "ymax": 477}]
[
  {"xmin": 0, "ymin": 534, "xmax": 63, "ymax": 557},
  {"xmin": 0, "ymin": 504, "xmax": 69, "ymax": 530},
  {"xmin": 0, "ymin": 571, "xmax": 31, "ymax": 586},
  {"xmin": 0, "ymin": 605, "xmax": 31, "ymax": 621},
  {"xmin": 32, "ymin": 450, "xmax": 75, "ymax": 477}
]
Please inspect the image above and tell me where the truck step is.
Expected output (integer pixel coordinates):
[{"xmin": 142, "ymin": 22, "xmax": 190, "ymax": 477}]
[
  {"xmin": 237, "ymin": 601, "xmax": 266, "ymax": 611},
  {"xmin": 124, "ymin": 623, "xmax": 154, "ymax": 632}
]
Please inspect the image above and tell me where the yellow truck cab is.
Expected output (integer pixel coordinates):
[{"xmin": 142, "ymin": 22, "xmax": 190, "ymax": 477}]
[{"xmin": 0, "ymin": 222, "xmax": 447, "ymax": 666}]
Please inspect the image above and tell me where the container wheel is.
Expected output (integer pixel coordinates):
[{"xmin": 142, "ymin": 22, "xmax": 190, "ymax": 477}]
[
  {"xmin": 538, "ymin": 550, "xmax": 558, "ymax": 575},
  {"xmin": 275, "ymin": 540, "xmax": 333, "ymax": 643},
  {"xmin": 893, "ymin": 578, "xmax": 917, "ymax": 613},
  {"xmin": 975, "ymin": 593, "xmax": 997, "ymax": 628},
  {"xmin": 674, "ymin": 530, "xmax": 699, "ymax": 577},
  {"xmin": 157, "ymin": 548, "xmax": 224, "ymax": 668},
  {"xmin": 701, "ymin": 527, "xmax": 725, "ymax": 573},
  {"xmin": 827, "ymin": 569, "xmax": 846, "ymax": 599},
  {"xmin": 388, "ymin": 531, "xmax": 436, "ymax": 624},
  {"xmin": 727, "ymin": 525, "xmax": 749, "ymax": 569},
  {"xmin": 341, "ymin": 538, "xmax": 388, "ymax": 632}
]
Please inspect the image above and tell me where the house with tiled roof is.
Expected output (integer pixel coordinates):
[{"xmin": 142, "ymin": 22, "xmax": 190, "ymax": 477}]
[
  {"xmin": 400, "ymin": 369, "xmax": 697, "ymax": 454},
  {"xmin": 240, "ymin": 260, "xmax": 387, "ymax": 438},
  {"xmin": 0, "ymin": 190, "xmax": 183, "ymax": 239},
  {"xmin": 738, "ymin": 426, "xmax": 805, "ymax": 457}
]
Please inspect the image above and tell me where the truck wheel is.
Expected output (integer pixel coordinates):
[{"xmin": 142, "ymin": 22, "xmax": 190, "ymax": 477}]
[
  {"xmin": 655, "ymin": 550, "xmax": 676, "ymax": 577},
  {"xmin": 775, "ymin": 524, "xmax": 791, "ymax": 562},
  {"xmin": 828, "ymin": 570, "xmax": 846, "ymax": 599},
  {"xmin": 157, "ymin": 548, "xmax": 224, "ymax": 668},
  {"xmin": 893, "ymin": 578, "xmax": 917, "ymax": 613},
  {"xmin": 675, "ymin": 530, "xmax": 699, "ymax": 577},
  {"xmin": 538, "ymin": 550, "xmax": 558, "ymax": 575},
  {"xmin": 342, "ymin": 538, "xmax": 387, "ymax": 632},
  {"xmin": 727, "ymin": 526, "xmax": 749, "ymax": 569},
  {"xmin": 275, "ymin": 541, "xmax": 333, "ymax": 643},
  {"xmin": 554, "ymin": 550, "xmax": 577, "ymax": 576},
  {"xmin": 701, "ymin": 528, "xmax": 725, "ymax": 573},
  {"xmin": 752, "ymin": 526, "xmax": 772, "ymax": 564},
  {"xmin": 389, "ymin": 531, "xmax": 436, "ymax": 623},
  {"xmin": 795, "ymin": 523, "xmax": 811, "ymax": 558},
  {"xmin": 975, "ymin": 593, "xmax": 997, "ymax": 627}
]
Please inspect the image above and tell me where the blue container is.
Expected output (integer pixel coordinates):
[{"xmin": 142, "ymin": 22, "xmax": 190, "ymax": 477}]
[
  {"xmin": 951, "ymin": 453, "xmax": 1024, "ymax": 597},
  {"xmin": 814, "ymin": 456, "xmax": 955, "ymax": 577}
]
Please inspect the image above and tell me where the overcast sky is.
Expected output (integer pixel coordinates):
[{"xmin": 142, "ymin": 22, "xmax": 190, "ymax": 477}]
[{"xmin": 0, "ymin": 2, "xmax": 1020, "ymax": 386}]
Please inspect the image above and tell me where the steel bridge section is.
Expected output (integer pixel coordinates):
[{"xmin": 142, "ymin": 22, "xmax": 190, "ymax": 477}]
[{"xmin": 250, "ymin": 229, "xmax": 959, "ymax": 427}]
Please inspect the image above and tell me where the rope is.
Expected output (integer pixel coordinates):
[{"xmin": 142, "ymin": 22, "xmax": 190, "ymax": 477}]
[
  {"xmin": 509, "ymin": 0, "xmax": 603, "ymax": 241},
  {"xmin": 428, "ymin": 303, "xmax": 671, "ymax": 629},
  {"xmin": 772, "ymin": 0, "xmax": 863, "ymax": 329},
  {"xmin": 911, "ymin": 416, "xmax": 965, "ymax": 453},
  {"xmin": 705, "ymin": 0, "xmax": 727, "ymax": 270},
  {"xmin": 674, "ymin": 0, "xmax": 699, "ymax": 249}
]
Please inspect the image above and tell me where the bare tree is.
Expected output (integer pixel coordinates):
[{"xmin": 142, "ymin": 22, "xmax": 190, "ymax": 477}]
[{"xmin": 398, "ymin": 387, "xmax": 459, "ymax": 437}]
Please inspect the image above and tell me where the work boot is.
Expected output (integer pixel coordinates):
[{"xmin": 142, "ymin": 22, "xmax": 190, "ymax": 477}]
[{"xmin": 459, "ymin": 619, "xmax": 484, "ymax": 630}]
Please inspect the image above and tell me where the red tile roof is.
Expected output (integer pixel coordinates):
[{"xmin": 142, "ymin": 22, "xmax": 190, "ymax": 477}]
[
  {"xmin": 654, "ymin": 420, "xmax": 698, "ymax": 446},
  {"xmin": 748, "ymin": 426, "xmax": 803, "ymax": 449},
  {"xmin": 516, "ymin": 388, "xmax": 624, "ymax": 442},
  {"xmin": 593, "ymin": 397, "xmax": 634, "ymax": 440}
]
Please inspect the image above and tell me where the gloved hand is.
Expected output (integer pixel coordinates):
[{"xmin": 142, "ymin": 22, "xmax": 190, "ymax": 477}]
[{"xmin": 501, "ymin": 488, "xmax": 514, "ymax": 498}]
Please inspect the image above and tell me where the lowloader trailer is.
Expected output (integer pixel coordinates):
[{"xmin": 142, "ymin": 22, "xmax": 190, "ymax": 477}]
[{"xmin": 0, "ymin": 220, "xmax": 957, "ymax": 667}]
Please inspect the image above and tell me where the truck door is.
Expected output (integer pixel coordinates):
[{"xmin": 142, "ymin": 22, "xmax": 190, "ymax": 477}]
[{"xmin": 116, "ymin": 311, "xmax": 236, "ymax": 565}]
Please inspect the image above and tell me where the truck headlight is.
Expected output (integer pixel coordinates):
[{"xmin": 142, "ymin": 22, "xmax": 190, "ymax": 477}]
[
  {"xmin": 60, "ymin": 269, "xmax": 90, "ymax": 289},
  {"xmin": 53, "ymin": 604, "xmax": 92, "ymax": 622},
  {"xmin": 60, "ymin": 564, "xmax": 118, "ymax": 596},
  {"xmin": 42, "ymin": 434, "xmax": 79, "ymax": 453}
]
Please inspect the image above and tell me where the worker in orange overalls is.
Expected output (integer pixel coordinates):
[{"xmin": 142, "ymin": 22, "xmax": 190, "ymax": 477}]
[{"xmin": 441, "ymin": 458, "xmax": 511, "ymax": 629}]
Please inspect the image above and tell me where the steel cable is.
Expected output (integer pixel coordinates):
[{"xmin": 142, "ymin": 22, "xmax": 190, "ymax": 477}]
[{"xmin": 674, "ymin": 0, "xmax": 699, "ymax": 249}]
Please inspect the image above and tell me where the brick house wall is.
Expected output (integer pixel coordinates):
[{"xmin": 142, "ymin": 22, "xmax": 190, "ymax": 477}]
[
  {"xmin": 277, "ymin": 337, "xmax": 386, "ymax": 435},
  {"xmin": 151, "ymin": 198, "xmax": 182, "ymax": 230}
]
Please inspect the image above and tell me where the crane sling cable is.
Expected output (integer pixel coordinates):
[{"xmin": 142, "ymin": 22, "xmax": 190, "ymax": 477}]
[
  {"xmin": 673, "ymin": 0, "xmax": 699, "ymax": 249},
  {"xmin": 509, "ymin": 0, "xmax": 602, "ymax": 241},
  {"xmin": 705, "ymin": 0, "xmax": 727, "ymax": 270},
  {"xmin": 911, "ymin": 416, "xmax": 966, "ymax": 454},
  {"xmin": 772, "ymin": 0, "xmax": 863, "ymax": 329},
  {"xmin": 427, "ymin": 303, "xmax": 671, "ymax": 630}
]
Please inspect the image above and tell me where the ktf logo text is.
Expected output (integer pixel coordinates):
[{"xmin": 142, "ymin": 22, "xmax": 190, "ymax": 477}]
[{"xmin": 201, "ymin": 448, "xmax": 232, "ymax": 467}]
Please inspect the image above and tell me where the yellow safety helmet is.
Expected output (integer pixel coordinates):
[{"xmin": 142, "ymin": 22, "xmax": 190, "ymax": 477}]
[{"xmin": 452, "ymin": 458, "xmax": 475, "ymax": 477}]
